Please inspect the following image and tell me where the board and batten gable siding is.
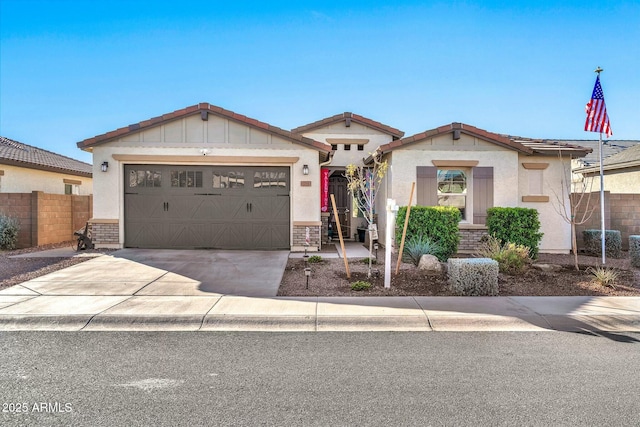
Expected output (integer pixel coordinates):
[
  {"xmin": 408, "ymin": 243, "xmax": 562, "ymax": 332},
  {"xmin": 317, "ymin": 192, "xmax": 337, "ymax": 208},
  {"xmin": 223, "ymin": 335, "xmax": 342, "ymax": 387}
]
[{"xmin": 112, "ymin": 114, "xmax": 295, "ymax": 148}]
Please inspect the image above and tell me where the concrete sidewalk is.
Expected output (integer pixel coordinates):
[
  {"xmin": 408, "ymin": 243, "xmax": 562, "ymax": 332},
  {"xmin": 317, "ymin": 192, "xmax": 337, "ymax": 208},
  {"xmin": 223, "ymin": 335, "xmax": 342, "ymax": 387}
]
[{"xmin": 1, "ymin": 247, "xmax": 639, "ymax": 332}]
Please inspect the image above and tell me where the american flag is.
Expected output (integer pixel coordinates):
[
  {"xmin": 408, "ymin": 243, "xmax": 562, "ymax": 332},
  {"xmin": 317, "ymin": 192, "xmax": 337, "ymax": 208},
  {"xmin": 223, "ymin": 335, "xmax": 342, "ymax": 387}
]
[{"xmin": 585, "ymin": 75, "xmax": 613, "ymax": 137}]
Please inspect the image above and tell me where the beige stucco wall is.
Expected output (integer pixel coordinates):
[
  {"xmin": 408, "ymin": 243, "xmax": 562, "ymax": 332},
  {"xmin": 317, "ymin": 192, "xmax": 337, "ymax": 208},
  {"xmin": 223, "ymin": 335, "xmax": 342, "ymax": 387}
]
[
  {"xmin": 0, "ymin": 164, "xmax": 92, "ymax": 195},
  {"xmin": 520, "ymin": 155, "xmax": 572, "ymax": 253},
  {"xmin": 582, "ymin": 168, "xmax": 640, "ymax": 193},
  {"xmin": 87, "ymin": 114, "xmax": 322, "ymax": 248}
]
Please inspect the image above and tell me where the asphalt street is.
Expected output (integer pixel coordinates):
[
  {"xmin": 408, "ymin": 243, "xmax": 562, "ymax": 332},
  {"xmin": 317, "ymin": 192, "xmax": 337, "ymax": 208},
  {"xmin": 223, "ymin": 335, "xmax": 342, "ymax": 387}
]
[{"xmin": 1, "ymin": 331, "xmax": 639, "ymax": 426}]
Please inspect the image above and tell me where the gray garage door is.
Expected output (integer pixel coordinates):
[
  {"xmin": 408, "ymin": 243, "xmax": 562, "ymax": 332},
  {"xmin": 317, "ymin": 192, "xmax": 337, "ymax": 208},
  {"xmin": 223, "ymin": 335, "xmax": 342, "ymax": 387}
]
[{"xmin": 124, "ymin": 165, "xmax": 290, "ymax": 249}]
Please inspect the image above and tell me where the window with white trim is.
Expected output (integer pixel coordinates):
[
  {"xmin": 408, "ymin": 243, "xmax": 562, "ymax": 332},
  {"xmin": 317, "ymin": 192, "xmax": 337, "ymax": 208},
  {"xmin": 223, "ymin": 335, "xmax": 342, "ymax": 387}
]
[{"xmin": 437, "ymin": 169, "xmax": 468, "ymax": 220}]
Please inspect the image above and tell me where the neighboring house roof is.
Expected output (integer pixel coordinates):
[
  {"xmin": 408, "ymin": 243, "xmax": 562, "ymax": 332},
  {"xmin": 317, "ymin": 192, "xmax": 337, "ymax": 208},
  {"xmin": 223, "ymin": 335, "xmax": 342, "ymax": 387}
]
[
  {"xmin": 575, "ymin": 142, "xmax": 640, "ymax": 174},
  {"xmin": 76, "ymin": 103, "xmax": 331, "ymax": 155},
  {"xmin": 0, "ymin": 136, "xmax": 92, "ymax": 177},
  {"xmin": 291, "ymin": 112, "xmax": 405, "ymax": 139},
  {"xmin": 562, "ymin": 139, "xmax": 640, "ymax": 167}
]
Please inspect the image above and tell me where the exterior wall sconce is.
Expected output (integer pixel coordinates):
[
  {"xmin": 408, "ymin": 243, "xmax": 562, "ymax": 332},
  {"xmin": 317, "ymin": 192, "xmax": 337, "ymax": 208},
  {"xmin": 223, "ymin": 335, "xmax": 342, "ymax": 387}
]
[
  {"xmin": 101, "ymin": 162, "xmax": 109, "ymax": 172},
  {"xmin": 303, "ymin": 164, "xmax": 309, "ymax": 175}
]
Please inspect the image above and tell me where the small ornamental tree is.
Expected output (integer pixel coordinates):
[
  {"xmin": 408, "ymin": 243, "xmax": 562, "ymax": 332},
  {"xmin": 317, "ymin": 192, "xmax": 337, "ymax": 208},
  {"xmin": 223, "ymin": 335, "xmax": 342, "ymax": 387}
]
[
  {"xmin": 345, "ymin": 153, "xmax": 388, "ymax": 278},
  {"xmin": 551, "ymin": 152, "xmax": 596, "ymax": 270}
]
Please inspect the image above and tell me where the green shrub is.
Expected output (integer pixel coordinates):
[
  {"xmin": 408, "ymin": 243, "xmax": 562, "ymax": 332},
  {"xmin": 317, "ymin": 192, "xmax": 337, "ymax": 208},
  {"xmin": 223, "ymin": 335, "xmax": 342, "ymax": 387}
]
[
  {"xmin": 447, "ymin": 258, "xmax": 499, "ymax": 296},
  {"xmin": 396, "ymin": 206, "xmax": 461, "ymax": 261},
  {"xmin": 630, "ymin": 236, "xmax": 640, "ymax": 268},
  {"xmin": 402, "ymin": 234, "xmax": 442, "ymax": 266},
  {"xmin": 583, "ymin": 230, "xmax": 623, "ymax": 259},
  {"xmin": 486, "ymin": 207, "xmax": 543, "ymax": 259},
  {"xmin": 350, "ymin": 280, "xmax": 372, "ymax": 291},
  {"xmin": 475, "ymin": 235, "xmax": 531, "ymax": 274},
  {"xmin": 307, "ymin": 255, "xmax": 323, "ymax": 263},
  {"xmin": 0, "ymin": 213, "xmax": 20, "ymax": 250},
  {"xmin": 587, "ymin": 266, "xmax": 619, "ymax": 289}
]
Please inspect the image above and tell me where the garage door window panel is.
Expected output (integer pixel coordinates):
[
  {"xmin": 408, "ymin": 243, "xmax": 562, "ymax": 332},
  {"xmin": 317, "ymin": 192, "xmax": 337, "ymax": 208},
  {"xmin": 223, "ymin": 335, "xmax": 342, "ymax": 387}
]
[
  {"xmin": 171, "ymin": 170, "xmax": 203, "ymax": 188},
  {"xmin": 254, "ymin": 171, "xmax": 287, "ymax": 189},
  {"xmin": 129, "ymin": 170, "xmax": 162, "ymax": 188},
  {"xmin": 213, "ymin": 171, "xmax": 245, "ymax": 189}
]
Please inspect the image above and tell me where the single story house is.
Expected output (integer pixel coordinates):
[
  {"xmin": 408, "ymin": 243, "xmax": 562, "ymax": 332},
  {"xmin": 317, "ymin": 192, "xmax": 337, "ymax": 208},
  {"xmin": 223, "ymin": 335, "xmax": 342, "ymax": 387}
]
[
  {"xmin": 77, "ymin": 103, "xmax": 591, "ymax": 253},
  {"xmin": 1, "ymin": 136, "xmax": 92, "ymax": 195}
]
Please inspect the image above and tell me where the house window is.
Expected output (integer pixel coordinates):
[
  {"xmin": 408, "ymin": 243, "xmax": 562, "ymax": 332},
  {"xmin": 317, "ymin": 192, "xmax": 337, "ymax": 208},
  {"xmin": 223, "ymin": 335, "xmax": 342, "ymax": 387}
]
[
  {"xmin": 331, "ymin": 144, "xmax": 338, "ymax": 151},
  {"xmin": 437, "ymin": 169, "xmax": 467, "ymax": 220},
  {"xmin": 357, "ymin": 144, "xmax": 364, "ymax": 151},
  {"xmin": 417, "ymin": 165, "xmax": 492, "ymax": 225},
  {"xmin": 64, "ymin": 183, "xmax": 79, "ymax": 195},
  {"xmin": 344, "ymin": 144, "xmax": 351, "ymax": 151}
]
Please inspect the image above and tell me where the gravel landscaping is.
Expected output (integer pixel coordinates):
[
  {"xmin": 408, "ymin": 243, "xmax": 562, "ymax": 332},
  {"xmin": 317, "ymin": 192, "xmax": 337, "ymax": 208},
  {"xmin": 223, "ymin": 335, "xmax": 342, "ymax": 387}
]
[{"xmin": 278, "ymin": 248, "xmax": 640, "ymax": 297}]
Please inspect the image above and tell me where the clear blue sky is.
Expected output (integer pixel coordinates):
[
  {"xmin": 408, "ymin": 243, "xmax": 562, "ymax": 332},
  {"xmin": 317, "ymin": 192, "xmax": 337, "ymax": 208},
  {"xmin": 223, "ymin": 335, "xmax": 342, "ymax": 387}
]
[{"xmin": 1, "ymin": 0, "xmax": 639, "ymax": 164}]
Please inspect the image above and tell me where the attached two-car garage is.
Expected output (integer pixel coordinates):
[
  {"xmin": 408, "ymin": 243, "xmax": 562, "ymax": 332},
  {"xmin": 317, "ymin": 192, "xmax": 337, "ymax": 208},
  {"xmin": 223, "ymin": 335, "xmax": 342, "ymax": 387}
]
[{"xmin": 124, "ymin": 164, "xmax": 290, "ymax": 249}]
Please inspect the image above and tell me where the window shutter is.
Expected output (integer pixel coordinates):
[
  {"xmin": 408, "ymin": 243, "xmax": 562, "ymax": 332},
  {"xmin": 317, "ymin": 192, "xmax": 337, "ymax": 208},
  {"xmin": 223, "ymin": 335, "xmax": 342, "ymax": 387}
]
[
  {"xmin": 473, "ymin": 167, "xmax": 493, "ymax": 224},
  {"xmin": 416, "ymin": 166, "xmax": 438, "ymax": 206}
]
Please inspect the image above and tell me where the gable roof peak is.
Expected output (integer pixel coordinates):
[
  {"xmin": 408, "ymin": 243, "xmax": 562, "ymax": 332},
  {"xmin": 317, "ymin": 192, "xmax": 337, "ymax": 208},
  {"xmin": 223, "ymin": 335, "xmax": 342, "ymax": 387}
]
[
  {"xmin": 291, "ymin": 112, "xmax": 404, "ymax": 138},
  {"xmin": 76, "ymin": 103, "xmax": 330, "ymax": 154}
]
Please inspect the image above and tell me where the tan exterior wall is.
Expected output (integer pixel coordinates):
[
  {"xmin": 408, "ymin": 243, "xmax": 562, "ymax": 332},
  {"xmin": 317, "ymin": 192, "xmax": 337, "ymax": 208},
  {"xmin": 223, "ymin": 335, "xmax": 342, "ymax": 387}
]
[
  {"xmin": 0, "ymin": 192, "xmax": 92, "ymax": 248},
  {"xmin": 0, "ymin": 164, "xmax": 92, "ymax": 195},
  {"xmin": 519, "ymin": 155, "xmax": 572, "ymax": 253},
  {"xmin": 582, "ymin": 168, "xmax": 640, "ymax": 194}
]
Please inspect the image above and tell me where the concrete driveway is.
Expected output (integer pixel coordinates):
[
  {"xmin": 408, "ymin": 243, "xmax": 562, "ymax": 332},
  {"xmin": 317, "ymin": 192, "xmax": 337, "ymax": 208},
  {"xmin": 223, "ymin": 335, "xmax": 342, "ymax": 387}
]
[{"xmin": 10, "ymin": 249, "xmax": 290, "ymax": 298}]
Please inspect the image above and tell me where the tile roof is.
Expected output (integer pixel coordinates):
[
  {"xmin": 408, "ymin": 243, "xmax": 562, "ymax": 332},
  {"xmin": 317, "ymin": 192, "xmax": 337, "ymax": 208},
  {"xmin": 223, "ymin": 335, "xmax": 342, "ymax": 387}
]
[
  {"xmin": 0, "ymin": 136, "xmax": 92, "ymax": 177},
  {"xmin": 556, "ymin": 139, "xmax": 640, "ymax": 167},
  {"xmin": 576, "ymin": 142, "xmax": 640, "ymax": 174},
  {"xmin": 76, "ymin": 103, "xmax": 331, "ymax": 155},
  {"xmin": 378, "ymin": 123, "xmax": 535, "ymax": 155},
  {"xmin": 291, "ymin": 112, "xmax": 405, "ymax": 139},
  {"xmin": 510, "ymin": 138, "xmax": 592, "ymax": 157}
]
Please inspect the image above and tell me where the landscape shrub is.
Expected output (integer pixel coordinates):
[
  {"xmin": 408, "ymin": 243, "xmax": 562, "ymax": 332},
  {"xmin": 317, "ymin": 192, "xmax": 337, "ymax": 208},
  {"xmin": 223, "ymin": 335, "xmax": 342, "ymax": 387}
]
[
  {"xmin": 475, "ymin": 235, "xmax": 531, "ymax": 274},
  {"xmin": 583, "ymin": 230, "xmax": 623, "ymax": 259},
  {"xmin": 307, "ymin": 255, "xmax": 323, "ymax": 263},
  {"xmin": 0, "ymin": 213, "xmax": 20, "ymax": 250},
  {"xmin": 350, "ymin": 280, "xmax": 372, "ymax": 291},
  {"xmin": 402, "ymin": 234, "xmax": 442, "ymax": 266},
  {"xmin": 630, "ymin": 236, "xmax": 640, "ymax": 268},
  {"xmin": 587, "ymin": 266, "xmax": 619, "ymax": 289},
  {"xmin": 486, "ymin": 207, "xmax": 543, "ymax": 259},
  {"xmin": 447, "ymin": 258, "xmax": 499, "ymax": 296},
  {"xmin": 396, "ymin": 206, "xmax": 460, "ymax": 261}
]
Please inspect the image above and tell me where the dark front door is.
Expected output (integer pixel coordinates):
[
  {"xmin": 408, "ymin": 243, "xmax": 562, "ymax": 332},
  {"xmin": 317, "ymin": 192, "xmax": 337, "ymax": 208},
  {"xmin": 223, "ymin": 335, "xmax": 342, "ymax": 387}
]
[
  {"xmin": 329, "ymin": 174, "xmax": 350, "ymax": 239},
  {"xmin": 124, "ymin": 165, "xmax": 290, "ymax": 249}
]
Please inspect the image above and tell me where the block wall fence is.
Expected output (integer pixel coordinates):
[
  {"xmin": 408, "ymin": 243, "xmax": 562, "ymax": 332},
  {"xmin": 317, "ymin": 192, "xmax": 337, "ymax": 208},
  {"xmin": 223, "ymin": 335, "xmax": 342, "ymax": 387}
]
[{"xmin": 0, "ymin": 192, "xmax": 92, "ymax": 248}]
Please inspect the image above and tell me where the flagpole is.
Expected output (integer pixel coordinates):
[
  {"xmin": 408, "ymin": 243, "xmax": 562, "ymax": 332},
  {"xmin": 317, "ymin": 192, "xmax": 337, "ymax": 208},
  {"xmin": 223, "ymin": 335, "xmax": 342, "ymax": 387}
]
[{"xmin": 599, "ymin": 131, "xmax": 606, "ymax": 264}]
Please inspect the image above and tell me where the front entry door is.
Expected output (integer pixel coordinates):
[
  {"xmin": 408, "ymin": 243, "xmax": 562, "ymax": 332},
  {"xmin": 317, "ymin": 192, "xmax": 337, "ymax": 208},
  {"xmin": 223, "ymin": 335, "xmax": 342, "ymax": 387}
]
[{"xmin": 329, "ymin": 174, "xmax": 351, "ymax": 239}]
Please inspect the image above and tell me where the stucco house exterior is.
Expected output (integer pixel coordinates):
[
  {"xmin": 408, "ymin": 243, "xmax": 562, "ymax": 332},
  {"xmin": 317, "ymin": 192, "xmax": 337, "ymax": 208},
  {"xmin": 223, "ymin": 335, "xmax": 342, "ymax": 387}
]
[
  {"xmin": 77, "ymin": 103, "xmax": 591, "ymax": 254},
  {"xmin": 369, "ymin": 125, "xmax": 592, "ymax": 253},
  {"xmin": 1, "ymin": 136, "xmax": 92, "ymax": 195}
]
